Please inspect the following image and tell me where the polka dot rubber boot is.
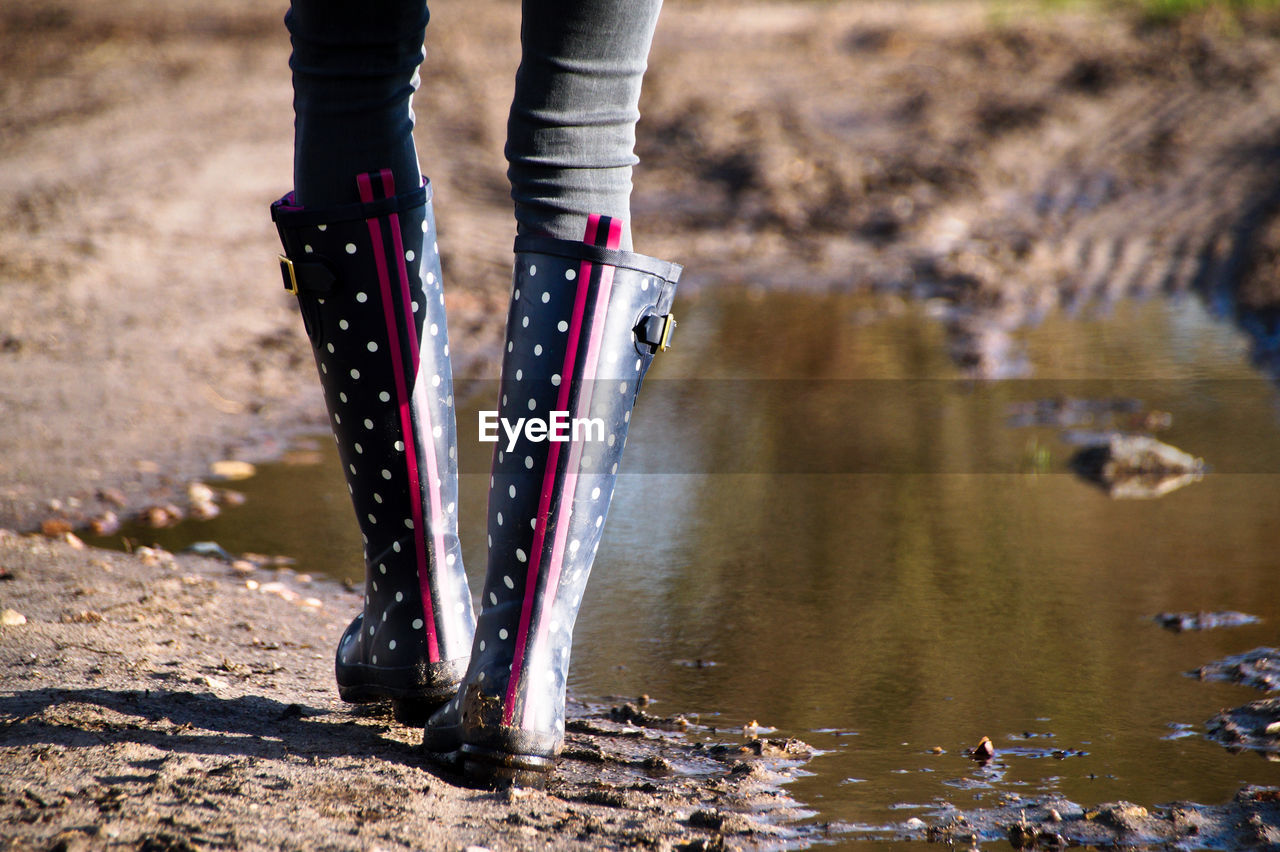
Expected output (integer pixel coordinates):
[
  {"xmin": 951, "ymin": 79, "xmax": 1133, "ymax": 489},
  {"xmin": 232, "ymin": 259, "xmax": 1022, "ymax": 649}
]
[
  {"xmin": 270, "ymin": 170, "xmax": 475, "ymax": 722},
  {"xmin": 424, "ymin": 215, "xmax": 680, "ymax": 785}
]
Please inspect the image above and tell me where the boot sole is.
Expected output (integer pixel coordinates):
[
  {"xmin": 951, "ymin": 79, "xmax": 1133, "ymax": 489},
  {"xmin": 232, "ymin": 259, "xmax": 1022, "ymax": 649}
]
[
  {"xmin": 338, "ymin": 682, "xmax": 458, "ymax": 724},
  {"xmin": 337, "ymin": 656, "xmax": 467, "ymax": 722},
  {"xmin": 460, "ymin": 743, "xmax": 553, "ymax": 789}
]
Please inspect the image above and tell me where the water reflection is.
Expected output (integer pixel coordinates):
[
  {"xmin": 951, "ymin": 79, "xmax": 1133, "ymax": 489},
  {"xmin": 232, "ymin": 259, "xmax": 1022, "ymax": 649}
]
[{"xmin": 579, "ymin": 290, "xmax": 1280, "ymax": 841}]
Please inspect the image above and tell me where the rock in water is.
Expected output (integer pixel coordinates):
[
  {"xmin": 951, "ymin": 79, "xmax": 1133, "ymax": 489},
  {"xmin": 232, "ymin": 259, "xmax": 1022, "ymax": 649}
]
[
  {"xmin": 1193, "ymin": 647, "xmax": 1280, "ymax": 692},
  {"xmin": 1154, "ymin": 611, "xmax": 1260, "ymax": 632},
  {"xmin": 969, "ymin": 736, "xmax": 995, "ymax": 762},
  {"xmin": 1070, "ymin": 434, "xmax": 1203, "ymax": 499},
  {"xmin": 1207, "ymin": 697, "xmax": 1280, "ymax": 754}
]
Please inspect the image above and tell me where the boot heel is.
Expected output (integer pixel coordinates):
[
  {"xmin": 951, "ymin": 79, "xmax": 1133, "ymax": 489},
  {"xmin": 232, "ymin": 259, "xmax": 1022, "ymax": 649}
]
[{"xmin": 460, "ymin": 744, "xmax": 553, "ymax": 788}]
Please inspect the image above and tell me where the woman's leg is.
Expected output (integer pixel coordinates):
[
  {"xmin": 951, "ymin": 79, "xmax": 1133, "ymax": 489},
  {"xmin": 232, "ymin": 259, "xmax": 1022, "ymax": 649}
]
[
  {"xmin": 287, "ymin": 0, "xmax": 428, "ymax": 207},
  {"xmin": 505, "ymin": 0, "xmax": 666, "ymax": 251},
  {"xmin": 426, "ymin": 0, "xmax": 680, "ymax": 785},
  {"xmin": 273, "ymin": 0, "xmax": 475, "ymax": 721}
]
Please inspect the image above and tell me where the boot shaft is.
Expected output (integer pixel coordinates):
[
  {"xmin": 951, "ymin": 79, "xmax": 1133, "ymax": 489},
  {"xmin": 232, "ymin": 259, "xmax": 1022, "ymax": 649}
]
[
  {"xmin": 463, "ymin": 216, "xmax": 680, "ymax": 744},
  {"xmin": 271, "ymin": 172, "xmax": 474, "ymax": 670}
]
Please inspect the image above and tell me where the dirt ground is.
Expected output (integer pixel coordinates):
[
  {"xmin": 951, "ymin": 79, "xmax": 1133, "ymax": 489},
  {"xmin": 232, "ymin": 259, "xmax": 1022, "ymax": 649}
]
[
  {"xmin": 6, "ymin": 0, "xmax": 1280, "ymax": 848},
  {"xmin": 0, "ymin": 532, "xmax": 820, "ymax": 851}
]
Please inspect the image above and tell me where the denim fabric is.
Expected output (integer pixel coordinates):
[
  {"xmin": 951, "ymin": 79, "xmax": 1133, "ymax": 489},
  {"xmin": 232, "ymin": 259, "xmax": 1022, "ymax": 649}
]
[
  {"xmin": 287, "ymin": 0, "xmax": 663, "ymax": 244},
  {"xmin": 507, "ymin": 0, "xmax": 663, "ymax": 249},
  {"xmin": 287, "ymin": 0, "xmax": 429, "ymax": 207}
]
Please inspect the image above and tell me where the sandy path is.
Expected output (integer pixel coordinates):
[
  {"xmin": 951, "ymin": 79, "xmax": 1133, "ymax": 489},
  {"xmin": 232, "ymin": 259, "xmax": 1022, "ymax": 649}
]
[{"xmin": 0, "ymin": 532, "xmax": 814, "ymax": 851}]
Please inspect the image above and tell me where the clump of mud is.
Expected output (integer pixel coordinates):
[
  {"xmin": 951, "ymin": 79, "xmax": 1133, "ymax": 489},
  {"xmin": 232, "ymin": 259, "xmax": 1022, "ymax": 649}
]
[
  {"xmin": 1006, "ymin": 397, "xmax": 1162, "ymax": 430},
  {"xmin": 1154, "ymin": 611, "xmax": 1261, "ymax": 632},
  {"xmin": 1193, "ymin": 647, "xmax": 1280, "ymax": 759},
  {"xmin": 1194, "ymin": 647, "xmax": 1280, "ymax": 692},
  {"xmin": 1208, "ymin": 698, "xmax": 1280, "ymax": 756},
  {"xmin": 919, "ymin": 789, "xmax": 1280, "ymax": 849}
]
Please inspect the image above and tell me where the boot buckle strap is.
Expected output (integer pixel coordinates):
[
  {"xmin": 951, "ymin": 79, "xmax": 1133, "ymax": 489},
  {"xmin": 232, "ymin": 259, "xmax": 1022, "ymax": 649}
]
[
  {"xmin": 278, "ymin": 255, "xmax": 337, "ymax": 295},
  {"xmin": 635, "ymin": 312, "xmax": 676, "ymax": 353},
  {"xmin": 279, "ymin": 255, "xmax": 299, "ymax": 294}
]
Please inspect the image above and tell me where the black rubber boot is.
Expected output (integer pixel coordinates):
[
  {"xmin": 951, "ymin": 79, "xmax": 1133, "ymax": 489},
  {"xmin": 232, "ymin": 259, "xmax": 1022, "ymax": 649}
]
[
  {"xmin": 271, "ymin": 170, "xmax": 475, "ymax": 722},
  {"xmin": 424, "ymin": 215, "xmax": 680, "ymax": 785}
]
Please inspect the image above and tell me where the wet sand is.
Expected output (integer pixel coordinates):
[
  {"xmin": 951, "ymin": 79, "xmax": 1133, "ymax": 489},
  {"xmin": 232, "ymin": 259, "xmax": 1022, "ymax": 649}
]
[{"xmin": 0, "ymin": 532, "xmax": 820, "ymax": 850}]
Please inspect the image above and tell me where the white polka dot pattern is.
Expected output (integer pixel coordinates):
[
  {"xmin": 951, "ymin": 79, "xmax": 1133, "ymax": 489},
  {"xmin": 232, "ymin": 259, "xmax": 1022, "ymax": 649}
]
[
  {"xmin": 438, "ymin": 224, "xmax": 680, "ymax": 755},
  {"xmin": 271, "ymin": 176, "xmax": 475, "ymax": 699}
]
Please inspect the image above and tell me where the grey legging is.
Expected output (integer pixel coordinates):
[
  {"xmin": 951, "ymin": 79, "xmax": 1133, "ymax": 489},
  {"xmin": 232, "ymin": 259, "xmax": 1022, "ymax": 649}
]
[{"xmin": 286, "ymin": 0, "xmax": 663, "ymax": 250}]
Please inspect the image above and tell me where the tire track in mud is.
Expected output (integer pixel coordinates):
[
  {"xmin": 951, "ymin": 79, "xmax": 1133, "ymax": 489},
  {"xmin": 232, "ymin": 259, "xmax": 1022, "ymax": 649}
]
[
  {"xmin": 930, "ymin": 49, "xmax": 1280, "ymax": 373},
  {"xmin": 984, "ymin": 79, "xmax": 1280, "ymax": 304},
  {"xmin": 637, "ymin": 4, "xmax": 1280, "ymax": 377}
]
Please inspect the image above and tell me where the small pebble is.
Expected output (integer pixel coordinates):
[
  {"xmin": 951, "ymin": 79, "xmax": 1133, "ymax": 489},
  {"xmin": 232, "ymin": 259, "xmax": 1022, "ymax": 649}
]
[
  {"xmin": 1, "ymin": 609, "xmax": 27, "ymax": 626},
  {"xmin": 258, "ymin": 581, "xmax": 299, "ymax": 602},
  {"xmin": 97, "ymin": 488, "xmax": 127, "ymax": 507},
  {"xmin": 243, "ymin": 552, "xmax": 296, "ymax": 568},
  {"xmin": 905, "ymin": 817, "xmax": 927, "ymax": 830},
  {"xmin": 219, "ymin": 489, "xmax": 247, "ymax": 506},
  {"xmin": 135, "ymin": 546, "xmax": 174, "ymax": 568},
  {"xmin": 145, "ymin": 505, "xmax": 184, "ymax": 528},
  {"xmin": 90, "ymin": 512, "xmax": 120, "ymax": 536},
  {"xmin": 187, "ymin": 482, "xmax": 215, "ymax": 504},
  {"xmin": 40, "ymin": 519, "xmax": 72, "ymax": 538},
  {"xmin": 189, "ymin": 500, "xmax": 220, "ymax": 521},
  {"xmin": 210, "ymin": 460, "xmax": 256, "ymax": 481}
]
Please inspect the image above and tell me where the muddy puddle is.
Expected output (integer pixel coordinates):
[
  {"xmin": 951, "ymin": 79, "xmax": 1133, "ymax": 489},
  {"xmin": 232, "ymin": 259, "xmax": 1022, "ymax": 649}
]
[{"xmin": 89, "ymin": 290, "xmax": 1280, "ymax": 847}]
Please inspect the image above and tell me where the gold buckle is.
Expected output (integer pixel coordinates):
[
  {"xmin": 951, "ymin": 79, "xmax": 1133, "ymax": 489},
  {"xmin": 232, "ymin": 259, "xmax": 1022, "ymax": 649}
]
[
  {"xmin": 279, "ymin": 255, "xmax": 299, "ymax": 294},
  {"xmin": 658, "ymin": 313, "xmax": 676, "ymax": 351}
]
